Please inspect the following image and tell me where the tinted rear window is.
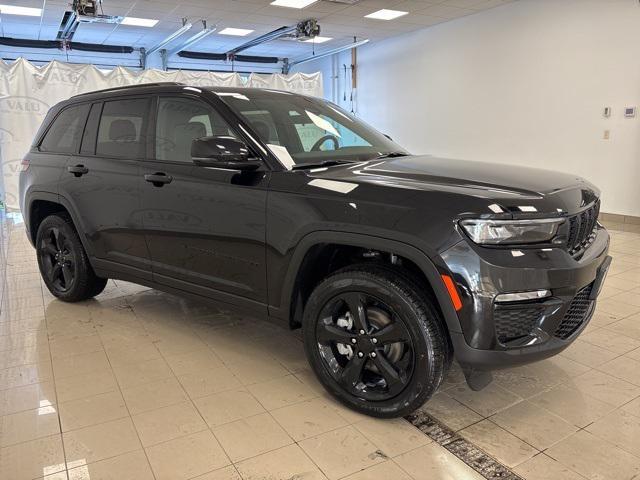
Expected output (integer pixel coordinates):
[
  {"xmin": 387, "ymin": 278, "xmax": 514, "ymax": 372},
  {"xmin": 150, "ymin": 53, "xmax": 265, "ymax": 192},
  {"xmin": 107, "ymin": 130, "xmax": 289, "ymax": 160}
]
[
  {"xmin": 96, "ymin": 98, "xmax": 150, "ymax": 159},
  {"xmin": 40, "ymin": 103, "xmax": 90, "ymax": 154}
]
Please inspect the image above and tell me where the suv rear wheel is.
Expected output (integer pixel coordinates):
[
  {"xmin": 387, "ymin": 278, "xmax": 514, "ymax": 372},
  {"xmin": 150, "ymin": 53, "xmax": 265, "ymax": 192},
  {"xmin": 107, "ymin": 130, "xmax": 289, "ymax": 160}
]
[
  {"xmin": 302, "ymin": 264, "xmax": 450, "ymax": 418},
  {"xmin": 36, "ymin": 213, "xmax": 107, "ymax": 302}
]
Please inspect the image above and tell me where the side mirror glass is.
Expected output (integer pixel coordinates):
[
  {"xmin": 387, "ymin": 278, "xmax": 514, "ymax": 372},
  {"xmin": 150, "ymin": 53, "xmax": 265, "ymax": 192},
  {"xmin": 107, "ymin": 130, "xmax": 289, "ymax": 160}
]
[{"xmin": 191, "ymin": 136, "xmax": 261, "ymax": 171}]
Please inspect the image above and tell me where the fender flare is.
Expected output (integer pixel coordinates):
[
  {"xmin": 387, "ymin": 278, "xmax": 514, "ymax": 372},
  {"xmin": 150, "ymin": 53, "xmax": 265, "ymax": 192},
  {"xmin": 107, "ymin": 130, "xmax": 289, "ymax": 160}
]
[
  {"xmin": 24, "ymin": 190, "xmax": 59, "ymax": 245},
  {"xmin": 25, "ymin": 191, "xmax": 95, "ymax": 258},
  {"xmin": 57, "ymin": 193, "xmax": 96, "ymax": 257},
  {"xmin": 272, "ymin": 230, "xmax": 463, "ymax": 335}
]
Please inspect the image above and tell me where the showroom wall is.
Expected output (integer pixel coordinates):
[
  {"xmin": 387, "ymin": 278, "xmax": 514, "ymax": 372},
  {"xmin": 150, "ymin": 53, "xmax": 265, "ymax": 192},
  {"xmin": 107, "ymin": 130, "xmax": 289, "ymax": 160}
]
[{"xmin": 295, "ymin": 0, "xmax": 640, "ymax": 217}]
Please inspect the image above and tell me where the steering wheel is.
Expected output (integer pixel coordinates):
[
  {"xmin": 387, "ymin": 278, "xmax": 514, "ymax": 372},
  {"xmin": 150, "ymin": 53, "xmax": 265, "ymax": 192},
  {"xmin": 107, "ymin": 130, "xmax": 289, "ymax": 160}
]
[{"xmin": 311, "ymin": 134, "xmax": 340, "ymax": 152}]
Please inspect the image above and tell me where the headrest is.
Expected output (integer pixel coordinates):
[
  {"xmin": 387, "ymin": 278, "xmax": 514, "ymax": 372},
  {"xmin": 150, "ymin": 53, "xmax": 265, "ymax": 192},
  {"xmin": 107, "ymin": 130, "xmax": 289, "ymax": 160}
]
[
  {"xmin": 109, "ymin": 119, "xmax": 137, "ymax": 142},
  {"xmin": 176, "ymin": 121, "xmax": 206, "ymax": 139},
  {"xmin": 251, "ymin": 120, "xmax": 270, "ymax": 141}
]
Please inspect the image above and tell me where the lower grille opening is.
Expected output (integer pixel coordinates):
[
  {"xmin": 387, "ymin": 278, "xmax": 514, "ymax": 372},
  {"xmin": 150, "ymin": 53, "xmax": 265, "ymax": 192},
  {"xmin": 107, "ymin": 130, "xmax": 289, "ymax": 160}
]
[
  {"xmin": 494, "ymin": 305, "xmax": 544, "ymax": 344},
  {"xmin": 554, "ymin": 283, "xmax": 594, "ymax": 340}
]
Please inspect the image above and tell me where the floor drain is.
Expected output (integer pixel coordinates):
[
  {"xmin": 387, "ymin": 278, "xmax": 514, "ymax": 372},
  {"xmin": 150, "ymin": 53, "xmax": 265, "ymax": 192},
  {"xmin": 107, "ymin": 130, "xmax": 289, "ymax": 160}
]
[{"xmin": 405, "ymin": 410, "xmax": 524, "ymax": 480}]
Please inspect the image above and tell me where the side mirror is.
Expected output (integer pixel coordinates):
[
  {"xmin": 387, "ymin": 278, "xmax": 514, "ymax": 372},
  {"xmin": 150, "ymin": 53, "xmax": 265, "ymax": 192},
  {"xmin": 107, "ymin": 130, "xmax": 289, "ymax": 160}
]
[{"xmin": 191, "ymin": 136, "xmax": 261, "ymax": 171}]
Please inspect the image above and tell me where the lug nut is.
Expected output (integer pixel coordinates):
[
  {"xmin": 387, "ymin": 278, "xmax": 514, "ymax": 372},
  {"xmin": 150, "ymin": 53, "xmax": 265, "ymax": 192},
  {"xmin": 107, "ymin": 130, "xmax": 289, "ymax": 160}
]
[
  {"xmin": 370, "ymin": 352, "xmax": 377, "ymax": 358},
  {"xmin": 351, "ymin": 338, "xmax": 357, "ymax": 344},
  {"xmin": 357, "ymin": 351, "xmax": 364, "ymax": 358},
  {"xmin": 359, "ymin": 329, "xmax": 365, "ymax": 335},
  {"xmin": 372, "ymin": 338, "xmax": 378, "ymax": 344}
]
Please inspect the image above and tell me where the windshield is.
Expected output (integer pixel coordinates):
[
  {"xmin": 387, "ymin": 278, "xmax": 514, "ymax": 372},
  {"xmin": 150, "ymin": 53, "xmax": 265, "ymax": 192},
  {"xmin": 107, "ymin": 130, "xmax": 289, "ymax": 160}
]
[{"xmin": 213, "ymin": 89, "xmax": 408, "ymax": 168}]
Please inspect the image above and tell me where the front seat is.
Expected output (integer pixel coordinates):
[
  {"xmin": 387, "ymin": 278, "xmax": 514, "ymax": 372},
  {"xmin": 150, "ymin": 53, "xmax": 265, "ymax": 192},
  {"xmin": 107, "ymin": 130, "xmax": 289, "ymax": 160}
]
[{"xmin": 173, "ymin": 121, "xmax": 207, "ymax": 161}]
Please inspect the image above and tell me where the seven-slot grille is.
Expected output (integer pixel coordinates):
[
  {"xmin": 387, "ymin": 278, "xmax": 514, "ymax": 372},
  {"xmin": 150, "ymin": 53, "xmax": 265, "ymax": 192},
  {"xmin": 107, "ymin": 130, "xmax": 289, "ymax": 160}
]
[
  {"xmin": 566, "ymin": 201, "xmax": 600, "ymax": 255},
  {"xmin": 553, "ymin": 283, "xmax": 594, "ymax": 340}
]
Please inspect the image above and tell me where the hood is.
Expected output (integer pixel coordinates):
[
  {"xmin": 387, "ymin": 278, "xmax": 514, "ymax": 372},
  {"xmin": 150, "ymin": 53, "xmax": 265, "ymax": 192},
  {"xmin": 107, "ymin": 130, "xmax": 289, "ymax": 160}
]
[{"xmin": 306, "ymin": 155, "xmax": 600, "ymax": 214}]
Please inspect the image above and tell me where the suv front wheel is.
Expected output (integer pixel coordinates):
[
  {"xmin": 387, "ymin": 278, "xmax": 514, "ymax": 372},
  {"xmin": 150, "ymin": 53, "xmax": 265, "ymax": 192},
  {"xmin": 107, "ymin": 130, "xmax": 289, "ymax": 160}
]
[
  {"xmin": 302, "ymin": 265, "xmax": 450, "ymax": 418},
  {"xmin": 36, "ymin": 213, "xmax": 107, "ymax": 302}
]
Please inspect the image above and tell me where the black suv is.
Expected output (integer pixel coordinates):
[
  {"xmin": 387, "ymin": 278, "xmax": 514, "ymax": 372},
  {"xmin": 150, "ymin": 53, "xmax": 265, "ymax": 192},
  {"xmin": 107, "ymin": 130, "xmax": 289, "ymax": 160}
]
[{"xmin": 20, "ymin": 82, "xmax": 611, "ymax": 417}]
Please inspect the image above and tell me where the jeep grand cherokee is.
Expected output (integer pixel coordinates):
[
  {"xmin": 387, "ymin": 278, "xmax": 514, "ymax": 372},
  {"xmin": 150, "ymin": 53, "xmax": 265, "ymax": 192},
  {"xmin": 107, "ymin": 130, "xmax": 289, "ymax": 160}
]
[{"xmin": 19, "ymin": 83, "xmax": 611, "ymax": 417}]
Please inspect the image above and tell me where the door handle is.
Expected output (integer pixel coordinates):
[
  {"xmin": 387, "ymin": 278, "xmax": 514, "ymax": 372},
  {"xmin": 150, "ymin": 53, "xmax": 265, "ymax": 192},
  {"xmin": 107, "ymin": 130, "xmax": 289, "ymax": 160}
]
[
  {"xmin": 144, "ymin": 172, "xmax": 173, "ymax": 187},
  {"xmin": 67, "ymin": 164, "xmax": 89, "ymax": 177}
]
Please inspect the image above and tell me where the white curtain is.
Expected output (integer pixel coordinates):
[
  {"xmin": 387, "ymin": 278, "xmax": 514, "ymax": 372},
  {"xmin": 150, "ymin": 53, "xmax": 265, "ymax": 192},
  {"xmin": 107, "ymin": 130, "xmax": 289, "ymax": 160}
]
[{"xmin": 0, "ymin": 58, "xmax": 322, "ymax": 210}]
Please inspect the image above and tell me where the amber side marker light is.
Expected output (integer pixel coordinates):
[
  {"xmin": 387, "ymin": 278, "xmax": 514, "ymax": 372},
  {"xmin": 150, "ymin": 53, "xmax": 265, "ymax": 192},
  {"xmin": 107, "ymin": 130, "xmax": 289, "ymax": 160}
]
[{"xmin": 441, "ymin": 274, "xmax": 463, "ymax": 311}]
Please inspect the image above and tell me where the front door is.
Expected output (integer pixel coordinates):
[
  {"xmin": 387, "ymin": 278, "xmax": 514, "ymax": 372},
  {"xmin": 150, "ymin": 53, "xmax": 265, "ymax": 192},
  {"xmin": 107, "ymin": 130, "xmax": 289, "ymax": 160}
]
[
  {"xmin": 140, "ymin": 95, "xmax": 269, "ymax": 308},
  {"xmin": 58, "ymin": 97, "xmax": 152, "ymax": 280}
]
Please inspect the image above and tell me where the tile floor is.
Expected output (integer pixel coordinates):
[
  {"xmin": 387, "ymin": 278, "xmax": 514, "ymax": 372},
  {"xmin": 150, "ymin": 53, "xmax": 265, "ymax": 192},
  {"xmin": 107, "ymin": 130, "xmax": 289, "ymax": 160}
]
[{"xmin": 1, "ymin": 210, "xmax": 640, "ymax": 480}]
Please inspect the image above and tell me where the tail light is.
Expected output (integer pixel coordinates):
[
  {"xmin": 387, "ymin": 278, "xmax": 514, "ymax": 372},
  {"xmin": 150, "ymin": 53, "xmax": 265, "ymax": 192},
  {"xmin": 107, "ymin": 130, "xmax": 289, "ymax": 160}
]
[{"xmin": 20, "ymin": 158, "xmax": 29, "ymax": 172}]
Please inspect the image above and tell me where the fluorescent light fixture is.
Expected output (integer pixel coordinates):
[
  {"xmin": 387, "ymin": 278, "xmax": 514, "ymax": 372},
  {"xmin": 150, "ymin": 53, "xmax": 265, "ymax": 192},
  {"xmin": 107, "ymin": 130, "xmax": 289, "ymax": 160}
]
[
  {"xmin": 0, "ymin": 4, "xmax": 42, "ymax": 16},
  {"xmin": 365, "ymin": 9, "xmax": 408, "ymax": 20},
  {"xmin": 219, "ymin": 27, "xmax": 254, "ymax": 36},
  {"xmin": 121, "ymin": 16, "xmax": 159, "ymax": 27},
  {"xmin": 302, "ymin": 36, "xmax": 332, "ymax": 44},
  {"xmin": 270, "ymin": 0, "xmax": 318, "ymax": 8}
]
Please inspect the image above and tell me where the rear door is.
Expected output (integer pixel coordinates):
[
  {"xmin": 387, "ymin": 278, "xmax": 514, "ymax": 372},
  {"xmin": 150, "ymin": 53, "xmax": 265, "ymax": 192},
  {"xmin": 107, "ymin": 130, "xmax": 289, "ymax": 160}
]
[
  {"xmin": 140, "ymin": 94, "xmax": 269, "ymax": 306},
  {"xmin": 58, "ymin": 96, "xmax": 152, "ymax": 280}
]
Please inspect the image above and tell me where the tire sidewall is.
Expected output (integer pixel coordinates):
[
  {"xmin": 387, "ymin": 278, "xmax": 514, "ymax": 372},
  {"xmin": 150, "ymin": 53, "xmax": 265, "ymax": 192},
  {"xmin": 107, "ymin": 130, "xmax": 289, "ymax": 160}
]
[{"xmin": 303, "ymin": 270, "xmax": 442, "ymax": 417}]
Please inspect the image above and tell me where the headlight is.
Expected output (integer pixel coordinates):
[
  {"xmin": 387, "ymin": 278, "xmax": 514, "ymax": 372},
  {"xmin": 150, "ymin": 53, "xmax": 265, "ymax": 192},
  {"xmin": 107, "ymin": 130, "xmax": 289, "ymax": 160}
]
[{"xmin": 460, "ymin": 218, "xmax": 564, "ymax": 245}]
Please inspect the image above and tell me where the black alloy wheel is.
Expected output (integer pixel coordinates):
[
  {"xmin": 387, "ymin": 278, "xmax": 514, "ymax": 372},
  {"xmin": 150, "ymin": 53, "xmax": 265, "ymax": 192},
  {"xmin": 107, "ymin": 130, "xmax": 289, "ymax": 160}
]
[
  {"xmin": 39, "ymin": 226, "xmax": 77, "ymax": 293},
  {"xmin": 316, "ymin": 291, "xmax": 415, "ymax": 402},
  {"xmin": 36, "ymin": 213, "xmax": 108, "ymax": 302},
  {"xmin": 303, "ymin": 264, "xmax": 450, "ymax": 418}
]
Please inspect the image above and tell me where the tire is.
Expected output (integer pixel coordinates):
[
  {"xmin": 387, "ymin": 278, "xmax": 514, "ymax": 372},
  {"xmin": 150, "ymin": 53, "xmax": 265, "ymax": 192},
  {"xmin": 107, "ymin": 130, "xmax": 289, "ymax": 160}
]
[
  {"xmin": 35, "ymin": 213, "xmax": 107, "ymax": 302},
  {"xmin": 302, "ymin": 264, "xmax": 450, "ymax": 418}
]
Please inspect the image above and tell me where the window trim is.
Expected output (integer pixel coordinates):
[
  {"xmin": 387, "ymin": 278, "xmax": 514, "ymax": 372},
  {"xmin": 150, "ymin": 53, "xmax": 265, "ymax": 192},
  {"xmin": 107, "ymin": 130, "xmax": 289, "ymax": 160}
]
[{"xmin": 79, "ymin": 101, "xmax": 104, "ymax": 156}]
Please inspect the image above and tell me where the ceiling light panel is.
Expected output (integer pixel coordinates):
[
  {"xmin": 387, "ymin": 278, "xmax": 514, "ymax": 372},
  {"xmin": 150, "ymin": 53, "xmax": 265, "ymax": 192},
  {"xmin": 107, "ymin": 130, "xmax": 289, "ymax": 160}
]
[
  {"xmin": 0, "ymin": 4, "xmax": 42, "ymax": 16},
  {"xmin": 121, "ymin": 17, "xmax": 159, "ymax": 27},
  {"xmin": 270, "ymin": 0, "xmax": 319, "ymax": 8},
  {"xmin": 219, "ymin": 27, "xmax": 254, "ymax": 36},
  {"xmin": 301, "ymin": 36, "xmax": 332, "ymax": 43},
  {"xmin": 365, "ymin": 9, "xmax": 409, "ymax": 20}
]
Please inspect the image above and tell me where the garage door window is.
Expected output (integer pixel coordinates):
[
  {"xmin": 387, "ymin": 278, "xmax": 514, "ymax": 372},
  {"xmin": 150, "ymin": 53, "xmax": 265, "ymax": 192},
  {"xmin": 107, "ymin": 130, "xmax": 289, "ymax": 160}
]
[
  {"xmin": 96, "ymin": 98, "xmax": 150, "ymax": 159},
  {"xmin": 40, "ymin": 103, "xmax": 90, "ymax": 154}
]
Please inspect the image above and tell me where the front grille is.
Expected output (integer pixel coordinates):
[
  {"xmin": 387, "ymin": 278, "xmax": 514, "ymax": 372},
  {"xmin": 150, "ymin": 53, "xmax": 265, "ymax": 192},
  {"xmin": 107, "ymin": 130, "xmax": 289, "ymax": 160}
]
[
  {"xmin": 554, "ymin": 283, "xmax": 594, "ymax": 340},
  {"xmin": 566, "ymin": 202, "xmax": 600, "ymax": 255},
  {"xmin": 494, "ymin": 305, "xmax": 544, "ymax": 343}
]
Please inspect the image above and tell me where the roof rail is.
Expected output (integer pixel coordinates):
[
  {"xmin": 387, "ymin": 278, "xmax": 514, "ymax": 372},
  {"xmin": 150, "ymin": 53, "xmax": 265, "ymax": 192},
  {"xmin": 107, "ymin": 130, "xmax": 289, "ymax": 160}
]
[{"xmin": 72, "ymin": 82, "xmax": 184, "ymax": 98}]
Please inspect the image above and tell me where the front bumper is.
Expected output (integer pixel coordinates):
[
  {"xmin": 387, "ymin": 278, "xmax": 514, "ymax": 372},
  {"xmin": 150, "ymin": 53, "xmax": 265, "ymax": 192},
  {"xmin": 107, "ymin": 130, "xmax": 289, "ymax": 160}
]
[{"xmin": 441, "ymin": 225, "xmax": 610, "ymax": 371}]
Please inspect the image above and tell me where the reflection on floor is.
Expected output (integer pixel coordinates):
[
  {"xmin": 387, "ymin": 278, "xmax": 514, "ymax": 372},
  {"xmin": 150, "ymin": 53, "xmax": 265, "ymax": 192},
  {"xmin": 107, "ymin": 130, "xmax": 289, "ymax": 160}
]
[{"xmin": 1, "ymin": 211, "xmax": 640, "ymax": 480}]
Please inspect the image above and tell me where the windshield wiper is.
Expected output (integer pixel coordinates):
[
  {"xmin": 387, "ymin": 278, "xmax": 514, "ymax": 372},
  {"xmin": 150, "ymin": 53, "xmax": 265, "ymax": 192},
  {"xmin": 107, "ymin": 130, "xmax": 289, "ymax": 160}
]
[
  {"xmin": 292, "ymin": 160, "xmax": 353, "ymax": 170},
  {"xmin": 374, "ymin": 152, "xmax": 409, "ymax": 159}
]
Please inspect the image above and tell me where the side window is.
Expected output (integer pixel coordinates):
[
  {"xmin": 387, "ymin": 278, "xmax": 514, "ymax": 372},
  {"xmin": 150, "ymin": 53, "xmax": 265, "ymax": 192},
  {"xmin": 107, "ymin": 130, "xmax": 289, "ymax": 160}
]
[
  {"xmin": 96, "ymin": 98, "xmax": 150, "ymax": 159},
  {"xmin": 155, "ymin": 97, "xmax": 238, "ymax": 163},
  {"xmin": 40, "ymin": 103, "xmax": 90, "ymax": 154}
]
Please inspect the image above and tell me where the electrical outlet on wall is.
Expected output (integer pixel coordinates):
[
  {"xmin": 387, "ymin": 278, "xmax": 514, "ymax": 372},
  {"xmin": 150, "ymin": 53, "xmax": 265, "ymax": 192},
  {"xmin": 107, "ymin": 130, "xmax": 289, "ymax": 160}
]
[{"xmin": 603, "ymin": 130, "xmax": 610, "ymax": 140}]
